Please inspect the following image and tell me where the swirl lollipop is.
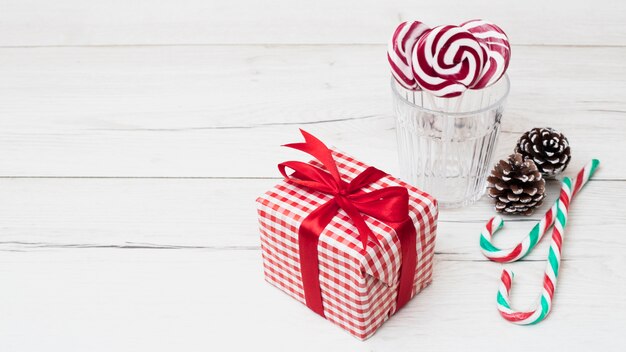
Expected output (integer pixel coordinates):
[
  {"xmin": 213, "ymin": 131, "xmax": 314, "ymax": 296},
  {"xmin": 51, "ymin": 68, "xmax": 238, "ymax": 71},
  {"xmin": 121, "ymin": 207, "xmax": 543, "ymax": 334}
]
[
  {"xmin": 461, "ymin": 19, "xmax": 511, "ymax": 89},
  {"xmin": 411, "ymin": 25, "xmax": 487, "ymax": 98},
  {"xmin": 387, "ymin": 21, "xmax": 431, "ymax": 89}
]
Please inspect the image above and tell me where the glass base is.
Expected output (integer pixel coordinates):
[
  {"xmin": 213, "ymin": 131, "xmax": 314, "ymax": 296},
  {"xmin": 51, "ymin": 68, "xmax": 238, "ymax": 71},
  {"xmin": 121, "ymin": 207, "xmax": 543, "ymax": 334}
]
[{"xmin": 436, "ymin": 183, "xmax": 487, "ymax": 209}]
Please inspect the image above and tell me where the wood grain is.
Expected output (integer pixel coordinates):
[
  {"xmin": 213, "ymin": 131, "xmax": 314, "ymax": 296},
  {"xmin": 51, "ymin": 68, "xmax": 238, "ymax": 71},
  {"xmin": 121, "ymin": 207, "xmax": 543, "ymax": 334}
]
[
  {"xmin": 1, "ymin": 45, "xmax": 624, "ymax": 130},
  {"xmin": 1, "ymin": 10, "xmax": 625, "ymax": 349},
  {"xmin": 0, "ymin": 249, "xmax": 624, "ymax": 351},
  {"xmin": 1, "ymin": 46, "xmax": 624, "ymax": 178},
  {"xmin": 0, "ymin": 178, "xmax": 621, "ymax": 262},
  {"xmin": 1, "ymin": 0, "xmax": 625, "ymax": 46},
  {"xmin": 0, "ymin": 121, "xmax": 621, "ymax": 178}
]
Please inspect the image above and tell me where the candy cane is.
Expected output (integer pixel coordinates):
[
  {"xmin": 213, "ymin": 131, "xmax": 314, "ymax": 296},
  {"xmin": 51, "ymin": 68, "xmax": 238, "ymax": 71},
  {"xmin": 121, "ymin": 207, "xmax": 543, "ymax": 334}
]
[
  {"xmin": 496, "ymin": 177, "xmax": 572, "ymax": 324},
  {"xmin": 480, "ymin": 159, "xmax": 600, "ymax": 263}
]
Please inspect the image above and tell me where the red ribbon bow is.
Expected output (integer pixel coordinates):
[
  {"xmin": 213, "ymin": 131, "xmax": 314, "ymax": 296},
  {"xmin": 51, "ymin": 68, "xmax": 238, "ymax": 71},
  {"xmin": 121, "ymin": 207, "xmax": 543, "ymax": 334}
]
[{"xmin": 278, "ymin": 130, "xmax": 418, "ymax": 317}]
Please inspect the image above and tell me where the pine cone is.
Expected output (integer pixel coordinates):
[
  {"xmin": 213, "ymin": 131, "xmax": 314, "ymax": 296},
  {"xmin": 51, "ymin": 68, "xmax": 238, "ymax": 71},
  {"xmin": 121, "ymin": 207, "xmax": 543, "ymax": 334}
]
[
  {"xmin": 515, "ymin": 127, "xmax": 571, "ymax": 177},
  {"xmin": 487, "ymin": 153, "xmax": 546, "ymax": 216}
]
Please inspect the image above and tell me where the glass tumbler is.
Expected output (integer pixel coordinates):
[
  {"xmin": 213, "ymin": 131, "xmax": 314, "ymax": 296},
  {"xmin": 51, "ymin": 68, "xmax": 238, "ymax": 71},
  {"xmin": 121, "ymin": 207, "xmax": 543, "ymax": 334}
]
[{"xmin": 391, "ymin": 75, "xmax": 510, "ymax": 208}]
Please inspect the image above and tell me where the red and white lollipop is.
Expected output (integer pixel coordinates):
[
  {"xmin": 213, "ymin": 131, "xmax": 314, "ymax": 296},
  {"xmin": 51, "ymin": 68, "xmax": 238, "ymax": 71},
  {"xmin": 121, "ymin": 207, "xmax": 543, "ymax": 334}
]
[
  {"xmin": 461, "ymin": 19, "xmax": 511, "ymax": 89},
  {"xmin": 388, "ymin": 19, "xmax": 511, "ymax": 98},
  {"xmin": 387, "ymin": 21, "xmax": 431, "ymax": 89},
  {"xmin": 412, "ymin": 24, "xmax": 488, "ymax": 97}
]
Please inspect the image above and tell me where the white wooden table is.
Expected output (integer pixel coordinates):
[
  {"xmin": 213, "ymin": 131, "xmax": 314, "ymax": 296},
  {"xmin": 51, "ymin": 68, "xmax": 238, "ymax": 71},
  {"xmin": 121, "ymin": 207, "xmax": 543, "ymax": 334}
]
[{"xmin": 1, "ymin": 1, "xmax": 625, "ymax": 351}]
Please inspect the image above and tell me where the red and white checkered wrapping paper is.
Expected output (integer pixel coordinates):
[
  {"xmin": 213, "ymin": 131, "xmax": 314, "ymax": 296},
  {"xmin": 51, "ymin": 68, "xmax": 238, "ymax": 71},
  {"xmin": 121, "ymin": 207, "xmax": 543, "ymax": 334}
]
[{"xmin": 256, "ymin": 149, "xmax": 438, "ymax": 340}]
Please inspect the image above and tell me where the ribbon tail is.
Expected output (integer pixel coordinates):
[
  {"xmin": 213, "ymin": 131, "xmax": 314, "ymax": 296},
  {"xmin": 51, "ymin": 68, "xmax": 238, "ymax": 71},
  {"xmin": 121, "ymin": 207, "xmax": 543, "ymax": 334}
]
[
  {"xmin": 336, "ymin": 196, "xmax": 381, "ymax": 250},
  {"xmin": 342, "ymin": 192, "xmax": 418, "ymax": 310},
  {"xmin": 283, "ymin": 129, "xmax": 343, "ymax": 186}
]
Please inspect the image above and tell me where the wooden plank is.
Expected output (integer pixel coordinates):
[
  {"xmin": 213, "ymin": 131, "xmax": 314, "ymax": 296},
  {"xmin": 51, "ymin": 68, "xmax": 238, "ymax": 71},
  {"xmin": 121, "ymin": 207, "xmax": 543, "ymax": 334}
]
[
  {"xmin": 0, "ymin": 46, "xmax": 624, "ymax": 178},
  {"xmin": 0, "ymin": 121, "xmax": 622, "ymax": 179},
  {"xmin": 0, "ymin": 249, "xmax": 624, "ymax": 351},
  {"xmin": 1, "ymin": 45, "xmax": 624, "ymax": 130},
  {"xmin": 1, "ymin": 0, "xmax": 625, "ymax": 46},
  {"xmin": 0, "ymin": 178, "xmax": 621, "ymax": 262}
]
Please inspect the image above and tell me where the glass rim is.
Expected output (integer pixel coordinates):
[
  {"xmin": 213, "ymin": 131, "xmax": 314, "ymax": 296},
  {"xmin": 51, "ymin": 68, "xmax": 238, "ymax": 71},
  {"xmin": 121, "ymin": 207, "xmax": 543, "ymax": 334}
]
[{"xmin": 390, "ymin": 74, "xmax": 510, "ymax": 116}]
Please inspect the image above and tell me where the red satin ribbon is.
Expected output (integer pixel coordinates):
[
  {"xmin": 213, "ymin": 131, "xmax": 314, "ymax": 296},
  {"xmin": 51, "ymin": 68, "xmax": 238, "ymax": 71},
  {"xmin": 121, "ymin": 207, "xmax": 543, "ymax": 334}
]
[{"xmin": 278, "ymin": 130, "xmax": 418, "ymax": 317}]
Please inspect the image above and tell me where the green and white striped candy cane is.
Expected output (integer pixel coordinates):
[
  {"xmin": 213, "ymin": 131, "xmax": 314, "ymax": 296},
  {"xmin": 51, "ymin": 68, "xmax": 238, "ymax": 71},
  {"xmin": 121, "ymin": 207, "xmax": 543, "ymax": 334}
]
[
  {"xmin": 496, "ymin": 177, "xmax": 572, "ymax": 324},
  {"xmin": 480, "ymin": 159, "xmax": 600, "ymax": 263},
  {"xmin": 488, "ymin": 159, "xmax": 600, "ymax": 324}
]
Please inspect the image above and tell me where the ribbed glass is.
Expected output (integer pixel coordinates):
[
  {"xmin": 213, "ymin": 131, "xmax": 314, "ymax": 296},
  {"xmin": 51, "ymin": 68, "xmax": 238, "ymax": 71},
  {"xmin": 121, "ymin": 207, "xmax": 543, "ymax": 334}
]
[{"xmin": 391, "ymin": 75, "xmax": 510, "ymax": 208}]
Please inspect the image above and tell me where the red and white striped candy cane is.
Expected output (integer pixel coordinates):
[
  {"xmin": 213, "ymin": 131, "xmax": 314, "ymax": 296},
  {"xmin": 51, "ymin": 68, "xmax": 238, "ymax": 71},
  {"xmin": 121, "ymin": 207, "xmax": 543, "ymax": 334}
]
[
  {"xmin": 480, "ymin": 159, "xmax": 600, "ymax": 263},
  {"xmin": 496, "ymin": 177, "xmax": 572, "ymax": 324}
]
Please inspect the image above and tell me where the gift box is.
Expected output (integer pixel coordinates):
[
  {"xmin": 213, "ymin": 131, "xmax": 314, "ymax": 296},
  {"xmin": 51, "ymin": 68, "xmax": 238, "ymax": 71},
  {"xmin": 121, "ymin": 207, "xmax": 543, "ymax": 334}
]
[{"xmin": 256, "ymin": 130, "xmax": 438, "ymax": 340}]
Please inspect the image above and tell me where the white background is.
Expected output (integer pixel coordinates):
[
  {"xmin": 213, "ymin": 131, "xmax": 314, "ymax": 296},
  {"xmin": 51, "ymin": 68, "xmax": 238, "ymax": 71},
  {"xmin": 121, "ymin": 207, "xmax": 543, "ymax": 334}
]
[{"xmin": 1, "ymin": 1, "xmax": 625, "ymax": 351}]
